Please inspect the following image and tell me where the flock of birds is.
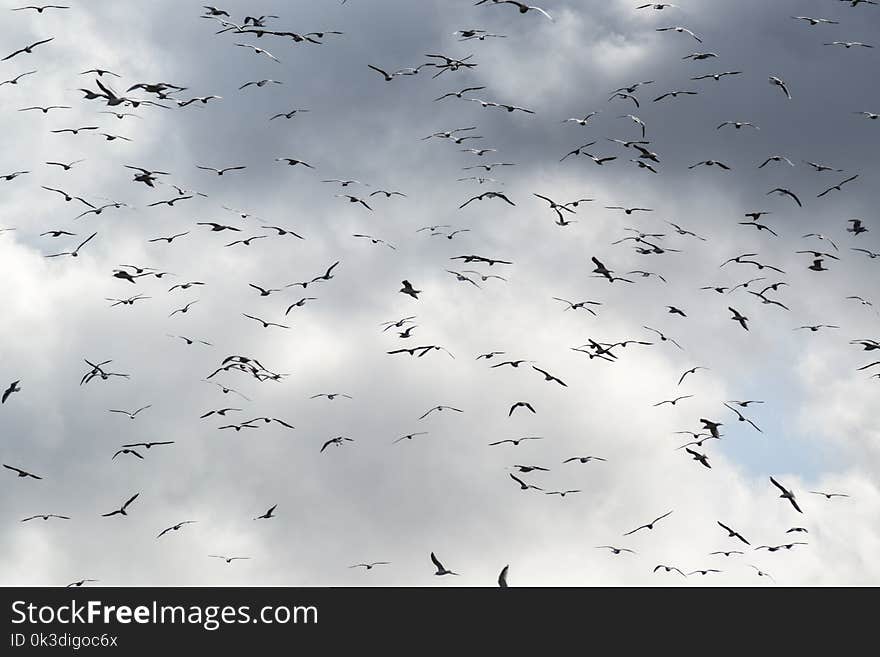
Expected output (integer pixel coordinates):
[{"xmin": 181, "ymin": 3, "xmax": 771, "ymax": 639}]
[{"xmin": 1, "ymin": 0, "xmax": 879, "ymax": 587}]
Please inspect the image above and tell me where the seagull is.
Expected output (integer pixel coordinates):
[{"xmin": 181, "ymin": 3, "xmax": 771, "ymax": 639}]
[
  {"xmin": 45, "ymin": 232, "xmax": 97, "ymax": 259},
  {"xmin": 239, "ymin": 78, "xmax": 282, "ymax": 90},
  {"xmin": 769, "ymin": 76, "xmax": 791, "ymax": 99},
  {"xmin": 21, "ymin": 514, "xmax": 70, "ymax": 522},
  {"xmin": 45, "ymin": 159, "xmax": 86, "ymax": 171},
  {"xmin": 121, "ymin": 441, "xmax": 174, "ymax": 451},
  {"xmin": 596, "ymin": 546, "xmax": 635, "ymax": 555},
  {"xmin": 691, "ymin": 71, "xmax": 742, "ymax": 81},
  {"xmin": 320, "ymin": 436, "xmax": 354, "ymax": 452},
  {"xmin": 562, "ymin": 112, "xmax": 600, "ymax": 126},
  {"xmin": 508, "ymin": 401, "xmax": 536, "ymax": 416},
  {"xmin": 269, "ymin": 108, "xmax": 309, "ymax": 120},
  {"xmin": 3, "ymin": 464, "xmax": 42, "ymax": 479},
  {"xmin": 101, "ymin": 493, "xmax": 139, "ymax": 517},
  {"xmin": 653, "ymin": 564, "xmax": 686, "ymax": 576},
  {"xmin": 717, "ymin": 521, "xmax": 750, "ymax": 545},
  {"xmin": 718, "ymin": 121, "xmax": 759, "ymax": 130},
  {"xmin": 817, "ymin": 174, "xmax": 859, "ymax": 198},
  {"xmin": 235, "ymin": 43, "xmax": 280, "ymax": 62},
  {"xmin": 656, "ymin": 26, "xmax": 702, "ymax": 42},
  {"xmin": 678, "ymin": 366, "xmax": 708, "ymax": 385},
  {"xmin": 400, "ymin": 280, "xmax": 421, "ymax": 299},
  {"xmin": 430, "ymin": 552, "xmax": 459, "ymax": 576},
  {"xmin": 791, "ymin": 16, "xmax": 839, "ymax": 25},
  {"xmin": 489, "ymin": 436, "xmax": 543, "ymax": 446},
  {"xmin": 2, "ymin": 37, "xmax": 54, "ymax": 61},
  {"xmin": 729, "ymin": 307, "xmax": 749, "ymax": 331},
  {"xmin": 685, "ymin": 448, "xmax": 711, "ymax": 468},
  {"xmin": 623, "ymin": 511, "xmax": 673, "ymax": 536},
  {"xmin": 770, "ymin": 477, "xmax": 803, "ymax": 513},
  {"xmin": 197, "ymin": 165, "xmax": 247, "ymax": 176},
  {"xmin": 767, "ymin": 188, "xmax": 802, "ymax": 207},
  {"xmin": 824, "ymin": 41, "xmax": 873, "ymax": 48},
  {"xmin": 654, "ymin": 395, "xmax": 693, "ymax": 407},
  {"xmin": 108, "ymin": 405, "xmax": 152, "ymax": 420},
  {"xmin": 509, "ymin": 473, "xmax": 544, "ymax": 491},
  {"xmin": 209, "ymin": 555, "xmax": 251, "ymax": 564},
  {"xmin": 156, "ymin": 521, "xmax": 197, "ymax": 539},
  {"xmin": 346, "ymin": 561, "xmax": 393, "ymax": 573},
  {"xmin": 241, "ymin": 314, "xmax": 289, "ymax": 329},
  {"xmin": 563, "ymin": 456, "xmax": 606, "ymax": 464},
  {"xmin": 66, "ymin": 579, "xmax": 100, "ymax": 587},
  {"xmin": 809, "ymin": 491, "xmax": 850, "ymax": 500},
  {"xmin": 0, "ymin": 70, "xmax": 37, "ymax": 86},
  {"xmin": 254, "ymin": 504, "xmax": 278, "ymax": 520},
  {"xmin": 2, "ymin": 380, "xmax": 22, "ymax": 404}
]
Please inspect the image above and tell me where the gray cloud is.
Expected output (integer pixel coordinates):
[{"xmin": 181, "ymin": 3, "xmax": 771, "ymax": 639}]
[{"xmin": 0, "ymin": 0, "xmax": 879, "ymax": 587}]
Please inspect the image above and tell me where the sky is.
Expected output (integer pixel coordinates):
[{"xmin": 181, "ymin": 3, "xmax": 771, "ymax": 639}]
[{"xmin": 0, "ymin": 0, "xmax": 879, "ymax": 587}]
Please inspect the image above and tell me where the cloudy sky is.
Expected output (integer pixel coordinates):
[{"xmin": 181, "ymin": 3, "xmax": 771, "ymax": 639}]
[{"xmin": 1, "ymin": 0, "xmax": 878, "ymax": 587}]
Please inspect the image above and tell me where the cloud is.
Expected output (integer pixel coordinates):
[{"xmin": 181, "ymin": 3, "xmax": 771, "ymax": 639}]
[{"xmin": 0, "ymin": 0, "xmax": 878, "ymax": 586}]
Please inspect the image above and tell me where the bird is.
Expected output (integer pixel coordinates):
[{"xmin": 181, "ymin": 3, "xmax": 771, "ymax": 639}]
[
  {"xmin": 2, "ymin": 380, "xmax": 22, "ymax": 404},
  {"xmin": 2, "ymin": 37, "xmax": 54, "ymax": 61},
  {"xmin": 685, "ymin": 448, "xmax": 711, "ymax": 468},
  {"xmin": 653, "ymin": 564, "xmax": 686, "ymax": 576},
  {"xmin": 254, "ymin": 505, "xmax": 278, "ymax": 520},
  {"xmin": 489, "ymin": 436, "xmax": 543, "ymax": 447},
  {"xmin": 235, "ymin": 43, "xmax": 280, "ymax": 62},
  {"xmin": 21, "ymin": 514, "xmax": 70, "ymax": 522},
  {"xmin": 121, "ymin": 441, "xmax": 174, "ymax": 450},
  {"xmin": 197, "ymin": 165, "xmax": 247, "ymax": 176},
  {"xmin": 400, "ymin": 280, "xmax": 421, "ymax": 299},
  {"xmin": 563, "ymin": 456, "xmax": 606, "ymax": 464},
  {"xmin": 654, "ymin": 395, "xmax": 693, "ymax": 407},
  {"xmin": 350, "ymin": 562, "xmax": 391, "ymax": 570},
  {"xmin": 817, "ymin": 175, "xmax": 859, "ymax": 198},
  {"xmin": 45, "ymin": 232, "xmax": 98, "ymax": 259},
  {"xmin": 509, "ymin": 473, "xmax": 543, "ymax": 491},
  {"xmin": 717, "ymin": 521, "xmax": 750, "ymax": 545},
  {"xmin": 770, "ymin": 477, "xmax": 803, "ymax": 513},
  {"xmin": 596, "ymin": 546, "xmax": 635, "ymax": 555},
  {"xmin": 678, "ymin": 366, "xmax": 708, "ymax": 385},
  {"xmin": 809, "ymin": 491, "xmax": 850, "ymax": 500},
  {"xmin": 768, "ymin": 76, "xmax": 791, "ymax": 99},
  {"xmin": 156, "ymin": 521, "xmax": 197, "ymax": 539},
  {"xmin": 729, "ymin": 307, "xmax": 750, "ymax": 331},
  {"xmin": 320, "ymin": 436, "xmax": 354, "ymax": 453},
  {"xmin": 508, "ymin": 401, "xmax": 536, "ymax": 416},
  {"xmin": 66, "ymin": 579, "xmax": 99, "ymax": 587},
  {"xmin": 656, "ymin": 26, "xmax": 702, "ymax": 42},
  {"xmin": 108, "ymin": 405, "xmax": 152, "ymax": 420},
  {"xmin": 0, "ymin": 70, "xmax": 37, "ymax": 86},
  {"xmin": 209, "ymin": 555, "xmax": 251, "ymax": 564},
  {"xmin": 242, "ymin": 314, "xmax": 289, "ymax": 329},
  {"xmin": 430, "ymin": 552, "xmax": 459, "ymax": 576},
  {"xmin": 3, "ymin": 464, "xmax": 42, "ymax": 479},
  {"xmin": 792, "ymin": 16, "xmax": 839, "ymax": 25},
  {"xmin": 101, "ymin": 493, "xmax": 139, "ymax": 517},
  {"xmin": 623, "ymin": 511, "xmax": 673, "ymax": 536}
]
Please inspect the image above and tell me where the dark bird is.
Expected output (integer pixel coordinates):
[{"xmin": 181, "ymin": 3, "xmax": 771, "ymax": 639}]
[
  {"xmin": 157, "ymin": 521, "xmax": 197, "ymax": 539},
  {"xmin": 400, "ymin": 280, "xmax": 421, "ymax": 299},
  {"xmin": 717, "ymin": 521, "xmax": 750, "ymax": 545},
  {"xmin": 254, "ymin": 505, "xmax": 277, "ymax": 520},
  {"xmin": 101, "ymin": 493, "xmax": 139, "ymax": 517},
  {"xmin": 2, "ymin": 380, "xmax": 22, "ymax": 404},
  {"xmin": 508, "ymin": 401, "xmax": 535, "ymax": 416},
  {"xmin": 3, "ymin": 464, "xmax": 42, "ymax": 479},
  {"xmin": 623, "ymin": 511, "xmax": 673, "ymax": 536},
  {"xmin": 770, "ymin": 477, "xmax": 803, "ymax": 513},
  {"xmin": 2, "ymin": 37, "xmax": 54, "ymax": 61},
  {"xmin": 430, "ymin": 552, "xmax": 459, "ymax": 576}
]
